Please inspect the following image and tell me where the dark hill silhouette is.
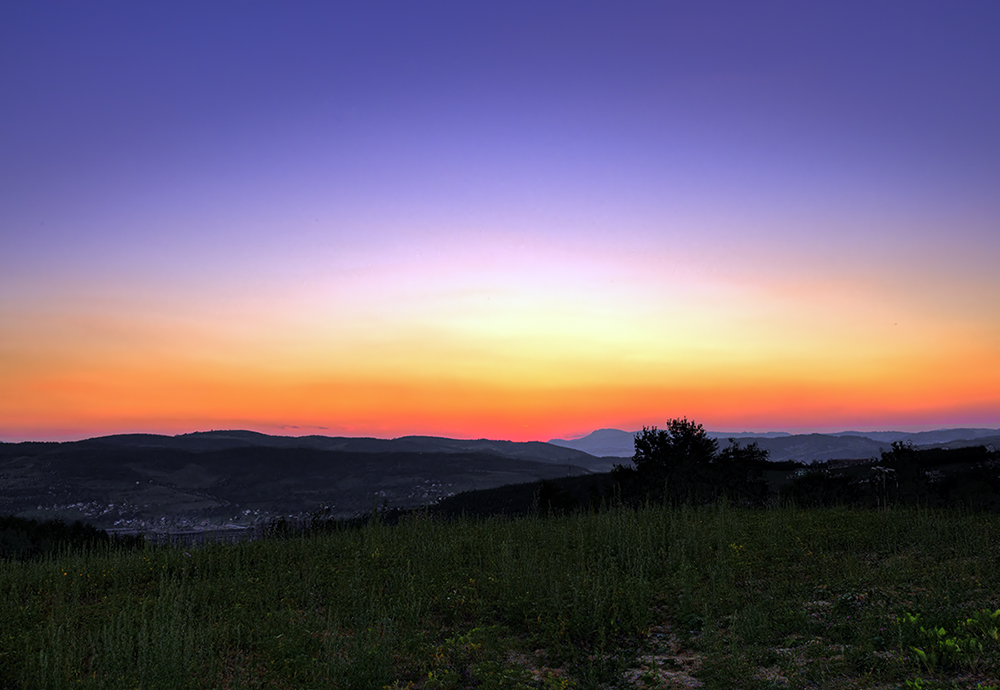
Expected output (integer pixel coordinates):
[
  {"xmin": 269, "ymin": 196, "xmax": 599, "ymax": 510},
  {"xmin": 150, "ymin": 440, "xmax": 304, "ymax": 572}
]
[
  {"xmin": 75, "ymin": 431, "xmax": 606, "ymax": 467},
  {"xmin": 0, "ymin": 432, "xmax": 604, "ymax": 532}
]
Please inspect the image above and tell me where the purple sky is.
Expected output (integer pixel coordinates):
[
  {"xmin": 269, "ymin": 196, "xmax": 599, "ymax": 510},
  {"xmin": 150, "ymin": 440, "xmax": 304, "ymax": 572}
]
[{"xmin": 2, "ymin": 2, "xmax": 999, "ymax": 441}]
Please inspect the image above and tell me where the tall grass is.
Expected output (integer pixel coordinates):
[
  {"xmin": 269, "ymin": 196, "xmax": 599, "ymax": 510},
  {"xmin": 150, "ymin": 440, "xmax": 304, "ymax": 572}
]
[{"xmin": 2, "ymin": 504, "xmax": 999, "ymax": 689}]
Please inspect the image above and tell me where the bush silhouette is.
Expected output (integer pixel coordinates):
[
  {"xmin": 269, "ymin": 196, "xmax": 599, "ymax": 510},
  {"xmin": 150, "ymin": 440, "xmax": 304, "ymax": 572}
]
[
  {"xmin": 614, "ymin": 418, "xmax": 769, "ymax": 506},
  {"xmin": 0, "ymin": 515, "xmax": 141, "ymax": 561}
]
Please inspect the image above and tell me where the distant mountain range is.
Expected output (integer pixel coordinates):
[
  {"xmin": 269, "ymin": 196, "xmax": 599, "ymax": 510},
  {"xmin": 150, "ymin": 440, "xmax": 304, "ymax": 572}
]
[
  {"xmin": 548, "ymin": 427, "xmax": 1000, "ymax": 463},
  {"xmin": 3, "ymin": 427, "xmax": 998, "ymax": 532}
]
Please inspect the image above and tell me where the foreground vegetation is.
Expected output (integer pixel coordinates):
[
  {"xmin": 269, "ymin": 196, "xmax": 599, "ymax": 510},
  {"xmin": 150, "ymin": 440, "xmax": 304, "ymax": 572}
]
[{"xmin": 2, "ymin": 504, "xmax": 1000, "ymax": 689}]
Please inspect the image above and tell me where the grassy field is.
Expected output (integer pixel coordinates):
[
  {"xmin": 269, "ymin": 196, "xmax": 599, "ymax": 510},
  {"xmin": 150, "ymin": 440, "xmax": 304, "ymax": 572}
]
[{"xmin": 2, "ymin": 504, "xmax": 999, "ymax": 689}]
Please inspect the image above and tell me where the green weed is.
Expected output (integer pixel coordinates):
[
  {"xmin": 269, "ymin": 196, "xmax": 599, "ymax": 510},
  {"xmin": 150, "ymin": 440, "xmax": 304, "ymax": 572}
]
[
  {"xmin": 899, "ymin": 609, "xmax": 1000, "ymax": 674},
  {"xmin": 0, "ymin": 505, "xmax": 998, "ymax": 688}
]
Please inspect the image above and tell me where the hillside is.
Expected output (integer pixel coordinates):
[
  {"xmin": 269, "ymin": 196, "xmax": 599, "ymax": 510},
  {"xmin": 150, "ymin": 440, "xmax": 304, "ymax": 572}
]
[{"xmin": 0, "ymin": 433, "xmax": 608, "ymax": 532}]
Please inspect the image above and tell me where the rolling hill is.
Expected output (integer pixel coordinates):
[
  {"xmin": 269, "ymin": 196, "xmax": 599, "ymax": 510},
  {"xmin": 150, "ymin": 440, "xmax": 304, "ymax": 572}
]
[{"xmin": 0, "ymin": 432, "xmax": 612, "ymax": 533}]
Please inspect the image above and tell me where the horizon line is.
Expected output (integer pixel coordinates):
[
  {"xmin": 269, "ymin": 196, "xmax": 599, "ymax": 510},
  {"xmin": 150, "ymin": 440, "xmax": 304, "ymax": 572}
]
[{"xmin": 3, "ymin": 422, "xmax": 999, "ymax": 445}]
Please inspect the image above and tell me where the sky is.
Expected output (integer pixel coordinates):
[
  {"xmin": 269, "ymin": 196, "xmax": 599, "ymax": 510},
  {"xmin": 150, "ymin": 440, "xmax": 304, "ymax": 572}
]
[{"xmin": 2, "ymin": 1, "xmax": 999, "ymax": 442}]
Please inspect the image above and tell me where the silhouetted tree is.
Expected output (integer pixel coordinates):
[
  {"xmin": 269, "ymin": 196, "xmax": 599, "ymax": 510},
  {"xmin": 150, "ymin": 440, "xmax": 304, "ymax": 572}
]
[
  {"xmin": 614, "ymin": 418, "xmax": 771, "ymax": 505},
  {"xmin": 632, "ymin": 418, "xmax": 717, "ymax": 502},
  {"xmin": 714, "ymin": 440, "xmax": 770, "ymax": 505},
  {"xmin": 780, "ymin": 466, "xmax": 864, "ymax": 507},
  {"xmin": 538, "ymin": 479, "xmax": 578, "ymax": 515},
  {"xmin": 943, "ymin": 465, "xmax": 1000, "ymax": 510},
  {"xmin": 0, "ymin": 516, "xmax": 141, "ymax": 561},
  {"xmin": 880, "ymin": 441, "xmax": 930, "ymax": 505}
]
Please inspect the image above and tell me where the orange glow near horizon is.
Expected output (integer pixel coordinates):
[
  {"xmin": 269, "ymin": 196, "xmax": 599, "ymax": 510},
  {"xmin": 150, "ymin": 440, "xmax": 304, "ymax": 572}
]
[
  {"xmin": 4, "ymin": 291, "xmax": 998, "ymax": 442},
  {"xmin": 4, "ymin": 236, "xmax": 1000, "ymax": 443}
]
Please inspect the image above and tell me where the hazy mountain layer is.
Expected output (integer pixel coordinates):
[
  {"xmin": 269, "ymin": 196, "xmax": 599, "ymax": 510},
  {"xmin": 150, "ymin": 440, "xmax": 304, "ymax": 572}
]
[{"xmin": 549, "ymin": 428, "xmax": 1000, "ymax": 462}]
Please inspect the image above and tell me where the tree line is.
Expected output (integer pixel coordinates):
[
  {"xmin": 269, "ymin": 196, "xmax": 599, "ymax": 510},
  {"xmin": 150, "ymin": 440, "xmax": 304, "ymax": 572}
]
[
  {"xmin": 606, "ymin": 418, "xmax": 1000, "ymax": 511},
  {"xmin": 0, "ymin": 515, "xmax": 143, "ymax": 561}
]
